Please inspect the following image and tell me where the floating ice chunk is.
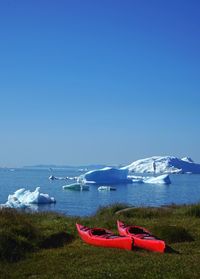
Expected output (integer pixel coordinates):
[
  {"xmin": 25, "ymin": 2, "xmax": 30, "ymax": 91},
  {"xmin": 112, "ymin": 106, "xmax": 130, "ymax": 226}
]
[
  {"xmin": 49, "ymin": 175, "xmax": 76, "ymax": 181},
  {"xmin": 4, "ymin": 196, "xmax": 28, "ymax": 209},
  {"xmin": 16, "ymin": 187, "xmax": 56, "ymax": 204},
  {"xmin": 0, "ymin": 187, "xmax": 56, "ymax": 209},
  {"xmin": 63, "ymin": 183, "xmax": 89, "ymax": 191},
  {"xmin": 98, "ymin": 186, "xmax": 116, "ymax": 191},
  {"xmin": 68, "ymin": 177, "xmax": 78, "ymax": 181},
  {"xmin": 78, "ymin": 167, "xmax": 131, "ymax": 185},
  {"xmin": 27, "ymin": 187, "xmax": 56, "ymax": 204}
]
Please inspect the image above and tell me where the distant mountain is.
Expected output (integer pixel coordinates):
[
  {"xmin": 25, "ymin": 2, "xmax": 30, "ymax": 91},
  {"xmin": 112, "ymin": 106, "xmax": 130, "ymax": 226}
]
[
  {"xmin": 23, "ymin": 164, "xmax": 107, "ymax": 170},
  {"xmin": 123, "ymin": 156, "xmax": 200, "ymax": 174}
]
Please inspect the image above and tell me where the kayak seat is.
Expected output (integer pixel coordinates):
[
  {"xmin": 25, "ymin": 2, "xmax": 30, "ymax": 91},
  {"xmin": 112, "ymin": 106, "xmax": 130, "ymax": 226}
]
[
  {"xmin": 91, "ymin": 229, "xmax": 111, "ymax": 236},
  {"xmin": 128, "ymin": 227, "xmax": 147, "ymax": 234}
]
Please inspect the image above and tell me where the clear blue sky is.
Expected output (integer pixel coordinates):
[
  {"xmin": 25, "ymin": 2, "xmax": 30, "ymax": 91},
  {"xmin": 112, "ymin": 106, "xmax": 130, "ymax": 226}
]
[{"xmin": 0, "ymin": 0, "xmax": 200, "ymax": 167}]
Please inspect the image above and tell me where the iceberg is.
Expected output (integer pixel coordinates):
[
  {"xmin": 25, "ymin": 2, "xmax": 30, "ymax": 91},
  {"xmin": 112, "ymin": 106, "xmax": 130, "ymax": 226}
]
[
  {"xmin": 2, "ymin": 196, "xmax": 27, "ymax": 209},
  {"xmin": 76, "ymin": 166, "xmax": 171, "ymax": 186},
  {"xmin": 77, "ymin": 167, "xmax": 131, "ymax": 185},
  {"xmin": 128, "ymin": 174, "xmax": 171, "ymax": 185},
  {"xmin": 0, "ymin": 187, "xmax": 56, "ymax": 209},
  {"xmin": 123, "ymin": 156, "xmax": 200, "ymax": 174}
]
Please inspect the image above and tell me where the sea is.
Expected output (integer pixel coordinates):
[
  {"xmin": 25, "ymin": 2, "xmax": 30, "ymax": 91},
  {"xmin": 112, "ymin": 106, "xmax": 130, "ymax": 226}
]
[{"xmin": 0, "ymin": 167, "xmax": 200, "ymax": 216}]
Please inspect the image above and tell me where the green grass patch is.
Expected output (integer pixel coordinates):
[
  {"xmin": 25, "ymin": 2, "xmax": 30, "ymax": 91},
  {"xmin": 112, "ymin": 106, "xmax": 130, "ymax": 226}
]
[
  {"xmin": 115, "ymin": 206, "xmax": 173, "ymax": 219},
  {"xmin": 0, "ymin": 209, "xmax": 38, "ymax": 262},
  {"xmin": 1, "ymin": 203, "xmax": 200, "ymax": 278},
  {"xmin": 185, "ymin": 204, "xmax": 200, "ymax": 217},
  {"xmin": 0, "ymin": 209, "xmax": 74, "ymax": 262},
  {"xmin": 151, "ymin": 224, "xmax": 194, "ymax": 243}
]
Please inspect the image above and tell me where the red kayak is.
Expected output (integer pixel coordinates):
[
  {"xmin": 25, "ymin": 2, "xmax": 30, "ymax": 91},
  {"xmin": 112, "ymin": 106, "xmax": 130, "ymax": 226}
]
[
  {"xmin": 76, "ymin": 223, "xmax": 133, "ymax": 250},
  {"xmin": 117, "ymin": 220, "xmax": 165, "ymax": 253}
]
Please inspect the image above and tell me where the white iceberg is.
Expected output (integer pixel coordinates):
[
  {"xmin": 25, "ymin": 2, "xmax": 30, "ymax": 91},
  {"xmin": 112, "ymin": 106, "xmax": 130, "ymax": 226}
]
[
  {"xmin": 77, "ymin": 166, "xmax": 171, "ymax": 186},
  {"xmin": 2, "ymin": 196, "xmax": 27, "ymax": 209},
  {"xmin": 1, "ymin": 187, "xmax": 56, "ymax": 209},
  {"xmin": 78, "ymin": 167, "xmax": 131, "ymax": 185},
  {"xmin": 123, "ymin": 156, "xmax": 200, "ymax": 174}
]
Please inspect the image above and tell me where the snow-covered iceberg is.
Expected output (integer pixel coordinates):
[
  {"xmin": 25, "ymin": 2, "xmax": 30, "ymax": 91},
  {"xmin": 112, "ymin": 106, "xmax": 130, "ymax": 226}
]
[
  {"xmin": 77, "ymin": 166, "xmax": 171, "ymax": 185},
  {"xmin": 77, "ymin": 167, "xmax": 131, "ymax": 185},
  {"xmin": 123, "ymin": 156, "xmax": 200, "ymax": 174},
  {"xmin": 1, "ymin": 187, "xmax": 56, "ymax": 209}
]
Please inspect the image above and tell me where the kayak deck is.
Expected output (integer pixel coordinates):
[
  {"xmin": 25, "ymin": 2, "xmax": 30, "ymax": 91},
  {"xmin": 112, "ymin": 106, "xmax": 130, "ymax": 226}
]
[{"xmin": 76, "ymin": 224, "xmax": 133, "ymax": 250}]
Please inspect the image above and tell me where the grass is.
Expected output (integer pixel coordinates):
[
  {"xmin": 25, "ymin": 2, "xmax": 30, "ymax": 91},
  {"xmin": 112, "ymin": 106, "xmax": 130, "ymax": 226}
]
[
  {"xmin": 1, "ymin": 203, "xmax": 200, "ymax": 278},
  {"xmin": 186, "ymin": 204, "xmax": 200, "ymax": 217}
]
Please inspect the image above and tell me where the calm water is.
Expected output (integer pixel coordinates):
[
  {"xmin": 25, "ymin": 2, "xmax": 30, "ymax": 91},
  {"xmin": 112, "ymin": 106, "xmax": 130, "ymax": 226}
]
[{"xmin": 0, "ymin": 168, "xmax": 200, "ymax": 216}]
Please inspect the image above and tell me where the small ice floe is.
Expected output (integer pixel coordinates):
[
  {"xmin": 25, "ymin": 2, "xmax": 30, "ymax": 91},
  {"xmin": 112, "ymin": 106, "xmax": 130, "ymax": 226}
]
[
  {"xmin": 98, "ymin": 186, "xmax": 116, "ymax": 191},
  {"xmin": 78, "ymin": 168, "xmax": 88, "ymax": 172},
  {"xmin": 62, "ymin": 183, "xmax": 89, "ymax": 191},
  {"xmin": 0, "ymin": 187, "xmax": 56, "ymax": 209},
  {"xmin": 49, "ymin": 175, "xmax": 77, "ymax": 181},
  {"xmin": 68, "ymin": 176, "xmax": 78, "ymax": 180}
]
